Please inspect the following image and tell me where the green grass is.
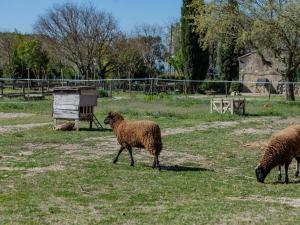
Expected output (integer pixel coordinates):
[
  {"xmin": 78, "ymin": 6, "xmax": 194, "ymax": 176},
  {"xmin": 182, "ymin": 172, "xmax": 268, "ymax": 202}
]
[{"xmin": 1, "ymin": 94, "xmax": 300, "ymax": 224}]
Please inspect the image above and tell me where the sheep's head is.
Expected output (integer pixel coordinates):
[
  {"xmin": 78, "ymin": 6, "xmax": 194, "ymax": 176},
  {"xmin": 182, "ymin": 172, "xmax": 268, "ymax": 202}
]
[
  {"xmin": 255, "ymin": 164, "xmax": 269, "ymax": 183},
  {"xmin": 104, "ymin": 112, "xmax": 124, "ymax": 126}
]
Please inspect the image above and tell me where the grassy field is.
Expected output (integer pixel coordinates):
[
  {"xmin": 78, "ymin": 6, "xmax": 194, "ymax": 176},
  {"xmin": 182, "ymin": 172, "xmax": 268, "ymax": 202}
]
[{"xmin": 1, "ymin": 93, "xmax": 300, "ymax": 224}]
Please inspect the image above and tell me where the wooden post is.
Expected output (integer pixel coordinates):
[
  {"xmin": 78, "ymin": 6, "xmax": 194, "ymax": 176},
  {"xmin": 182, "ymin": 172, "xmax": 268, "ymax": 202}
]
[
  {"xmin": 225, "ymin": 82, "xmax": 228, "ymax": 98},
  {"xmin": 22, "ymin": 83, "xmax": 25, "ymax": 98},
  {"xmin": 243, "ymin": 98, "xmax": 246, "ymax": 115},
  {"xmin": 89, "ymin": 107, "xmax": 93, "ymax": 129},
  {"xmin": 129, "ymin": 78, "xmax": 132, "ymax": 93},
  {"xmin": 109, "ymin": 80, "xmax": 112, "ymax": 97},
  {"xmin": 210, "ymin": 98, "xmax": 213, "ymax": 113},
  {"xmin": 0, "ymin": 83, "xmax": 3, "ymax": 97},
  {"xmin": 75, "ymin": 120, "xmax": 79, "ymax": 131},
  {"xmin": 230, "ymin": 98, "xmax": 234, "ymax": 115},
  {"xmin": 41, "ymin": 82, "xmax": 44, "ymax": 98},
  {"xmin": 53, "ymin": 119, "xmax": 57, "ymax": 128},
  {"xmin": 221, "ymin": 98, "xmax": 224, "ymax": 113},
  {"xmin": 268, "ymin": 83, "xmax": 271, "ymax": 100},
  {"xmin": 150, "ymin": 79, "xmax": 153, "ymax": 95}
]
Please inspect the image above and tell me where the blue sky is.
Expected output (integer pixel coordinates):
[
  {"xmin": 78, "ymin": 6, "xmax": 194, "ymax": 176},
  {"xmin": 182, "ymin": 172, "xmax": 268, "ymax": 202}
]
[{"xmin": 0, "ymin": 0, "xmax": 182, "ymax": 33}]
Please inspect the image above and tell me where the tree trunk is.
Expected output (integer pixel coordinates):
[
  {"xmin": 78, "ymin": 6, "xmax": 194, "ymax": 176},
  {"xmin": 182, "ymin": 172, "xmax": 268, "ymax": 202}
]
[{"xmin": 285, "ymin": 75, "xmax": 295, "ymax": 101}]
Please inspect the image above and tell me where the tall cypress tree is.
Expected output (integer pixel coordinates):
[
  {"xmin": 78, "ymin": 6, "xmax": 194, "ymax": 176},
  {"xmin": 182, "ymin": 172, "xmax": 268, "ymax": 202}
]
[
  {"xmin": 181, "ymin": 0, "xmax": 209, "ymax": 83},
  {"xmin": 216, "ymin": 0, "xmax": 239, "ymax": 81},
  {"xmin": 216, "ymin": 42, "xmax": 239, "ymax": 81}
]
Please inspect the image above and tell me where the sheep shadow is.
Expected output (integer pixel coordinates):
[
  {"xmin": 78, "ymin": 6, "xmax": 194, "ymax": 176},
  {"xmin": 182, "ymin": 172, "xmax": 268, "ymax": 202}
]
[
  {"xmin": 79, "ymin": 128, "xmax": 112, "ymax": 132},
  {"xmin": 271, "ymin": 179, "xmax": 300, "ymax": 185},
  {"xmin": 150, "ymin": 165, "xmax": 214, "ymax": 172}
]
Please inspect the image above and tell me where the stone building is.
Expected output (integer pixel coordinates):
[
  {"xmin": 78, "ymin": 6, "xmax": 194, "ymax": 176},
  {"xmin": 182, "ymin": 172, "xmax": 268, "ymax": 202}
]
[{"xmin": 238, "ymin": 51, "xmax": 285, "ymax": 93}]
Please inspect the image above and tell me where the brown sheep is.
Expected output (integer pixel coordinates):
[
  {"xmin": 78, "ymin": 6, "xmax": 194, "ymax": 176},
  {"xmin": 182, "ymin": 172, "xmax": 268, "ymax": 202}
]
[
  {"xmin": 103, "ymin": 112, "xmax": 162, "ymax": 170},
  {"xmin": 255, "ymin": 125, "xmax": 300, "ymax": 183}
]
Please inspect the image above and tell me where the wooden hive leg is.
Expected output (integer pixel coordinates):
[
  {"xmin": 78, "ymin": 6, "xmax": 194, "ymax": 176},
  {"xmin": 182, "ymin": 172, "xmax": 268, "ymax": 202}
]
[
  {"xmin": 75, "ymin": 120, "xmax": 79, "ymax": 131},
  {"xmin": 89, "ymin": 107, "xmax": 93, "ymax": 129},
  {"xmin": 53, "ymin": 119, "xmax": 57, "ymax": 128}
]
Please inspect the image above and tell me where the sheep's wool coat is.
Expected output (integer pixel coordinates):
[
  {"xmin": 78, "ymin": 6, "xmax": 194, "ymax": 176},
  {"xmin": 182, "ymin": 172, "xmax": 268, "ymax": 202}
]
[
  {"xmin": 260, "ymin": 125, "xmax": 300, "ymax": 170},
  {"xmin": 114, "ymin": 120, "xmax": 162, "ymax": 155}
]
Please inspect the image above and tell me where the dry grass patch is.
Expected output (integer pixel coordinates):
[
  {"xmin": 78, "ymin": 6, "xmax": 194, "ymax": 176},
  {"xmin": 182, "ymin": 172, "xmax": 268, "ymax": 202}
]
[
  {"xmin": 242, "ymin": 140, "xmax": 268, "ymax": 150},
  {"xmin": 0, "ymin": 123, "xmax": 50, "ymax": 134},
  {"xmin": 0, "ymin": 164, "xmax": 65, "ymax": 177},
  {"xmin": 0, "ymin": 112, "xmax": 35, "ymax": 119},
  {"xmin": 228, "ymin": 196, "xmax": 300, "ymax": 208}
]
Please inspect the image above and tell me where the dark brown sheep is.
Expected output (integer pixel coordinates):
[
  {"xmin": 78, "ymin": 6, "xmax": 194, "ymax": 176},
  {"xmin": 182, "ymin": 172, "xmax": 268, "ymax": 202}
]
[
  {"xmin": 255, "ymin": 125, "xmax": 300, "ymax": 183},
  {"xmin": 104, "ymin": 112, "xmax": 162, "ymax": 170}
]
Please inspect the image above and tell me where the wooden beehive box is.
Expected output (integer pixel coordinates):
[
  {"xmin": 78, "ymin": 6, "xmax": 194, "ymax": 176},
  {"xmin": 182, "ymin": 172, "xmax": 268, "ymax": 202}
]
[
  {"xmin": 53, "ymin": 86, "xmax": 98, "ymax": 130},
  {"xmin": 211, "ymin": 98, "xmax": 246, "ymax": 115}
]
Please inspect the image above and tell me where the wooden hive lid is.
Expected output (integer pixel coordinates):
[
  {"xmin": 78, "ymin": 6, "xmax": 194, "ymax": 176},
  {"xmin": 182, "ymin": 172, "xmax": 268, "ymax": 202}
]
[{"xmin": 53, "ymin": 86, "xmax": 96, "ymax": 94}]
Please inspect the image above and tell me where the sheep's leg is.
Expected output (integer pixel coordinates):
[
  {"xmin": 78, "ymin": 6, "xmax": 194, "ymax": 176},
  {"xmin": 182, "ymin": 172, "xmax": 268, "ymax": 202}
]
[
  {"xmin": 152, "ymin": 157, "xmax": 157, "ymax": 169},
  {"xmin": 127, "ymin": 147, "xmax": 134, "ymax": 167},
  {"xmin": 284, "ymin": 162, "xmax": 290, "ymax": 184},
  {"xmin": 152, "ymin": 153, "xmax": 161, "ymax": 171},
  {"xmin": 113, "ymin": 146, "xmax": 125, "ymax": 164},
  {"xmin": 155, "ymin": 154, "xmax": 161, "ymax": 171},
  {"xmin": 295, "ymin": 157, "xmax": 300, "ymax": 177},
  {"xmin": 278, "ymin": 166, "xmax": 282, "ymax": 181}
]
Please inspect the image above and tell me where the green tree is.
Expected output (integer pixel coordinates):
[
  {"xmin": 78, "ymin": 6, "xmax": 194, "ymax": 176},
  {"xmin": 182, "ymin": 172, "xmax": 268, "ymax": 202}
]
[
  {"xmin": 168, "ymin": 50, "xmax": 184, "ymax": 77},
  {"xmin": 192, "ymin": 0, "xmax": 300, "ymax": 101},
  {"xmin": 181, "ymin": 0, "xmax": 209, "ymax": 84},
  {"xmin": 243, "ymin": 0, "xmax": 300, "ymax": 101},
  {"xmin": 13, "ymin": 40, "xmax": 49, "ymax": 79},
  {"xmin": 215, "ymin": 0, "xmax": 240, "ymax": 81}
]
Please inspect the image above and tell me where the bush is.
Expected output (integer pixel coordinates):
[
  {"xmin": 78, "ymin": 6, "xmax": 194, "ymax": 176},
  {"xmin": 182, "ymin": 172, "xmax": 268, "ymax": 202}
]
[
  {"xmin": 98, "ymin": 89, "xmax": 109, "ymax": 98},
  {"xmin": 229, "ymin": 82, "xmax": 242, "ymax": 92},
  {"xmin": 144, "ymin": 93, "xmax": 171, "ymax": 101},
  {"xmin": 199, "ymin": 81, "xmax": 226, "ymax": 94}
]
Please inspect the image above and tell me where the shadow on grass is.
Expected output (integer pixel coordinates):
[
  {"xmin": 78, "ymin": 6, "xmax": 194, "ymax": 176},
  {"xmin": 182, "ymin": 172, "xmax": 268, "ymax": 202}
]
[
  {"xmin": 270, "ymin": 178, "xmax": 300, "ymax": 185},
  {"xmin": 154, "ymin": 165, "xmax": 214, "ymax": 172}
]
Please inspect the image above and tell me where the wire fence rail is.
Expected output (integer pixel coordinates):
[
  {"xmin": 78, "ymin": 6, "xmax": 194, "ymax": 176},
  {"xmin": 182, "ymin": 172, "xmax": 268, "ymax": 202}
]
[{"xmin": 0, "ymin": 77, "xmax": 299, "ymax": 100}]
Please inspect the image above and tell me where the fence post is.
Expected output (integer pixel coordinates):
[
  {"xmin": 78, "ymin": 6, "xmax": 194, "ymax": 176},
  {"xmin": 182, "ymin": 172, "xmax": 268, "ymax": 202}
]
[
  {"xmin": 150, "ymin": 78, "xmax": 153, "ymax": 95},
  {"xmin": 109, "ymin": 80, "xmax": 112, "ymax": 97},
  {"xmin": 22, "ymin": 83, "xmax": 25, "ymax": 98},
  {"xmin": 221, "ymin": 98, "xmax": 224, "ymax": 114},
  {"xmin": 0, "ymin": 83, "xmax": 3, "ymax": 97},
  {"xmin": 268, "ymin": 83, "xmax": 271, "ymax": 100},
  {"xmin": 42, "ymin": 81, "xmax": 44, "ymax": 98},
  {"xmin": 129, "ymin": 78, "xmax": 132, "ymax": 93},
  {"xmin": 225, "ymin": 82, "xmax": 228, "ymax": 98}
]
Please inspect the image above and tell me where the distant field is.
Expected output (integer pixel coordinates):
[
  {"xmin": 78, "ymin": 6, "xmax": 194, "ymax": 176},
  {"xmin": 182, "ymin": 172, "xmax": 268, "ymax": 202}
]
[{"xmin": 1, "ymin": 94, "xmax": 300, "ymax": 224}]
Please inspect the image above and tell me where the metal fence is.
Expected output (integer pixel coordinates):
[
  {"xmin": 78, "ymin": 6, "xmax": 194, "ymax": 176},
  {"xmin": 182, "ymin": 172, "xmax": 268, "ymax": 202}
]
[{"xmin": 0, "ymin": 77, "xmax": 299, "ymax": 100}]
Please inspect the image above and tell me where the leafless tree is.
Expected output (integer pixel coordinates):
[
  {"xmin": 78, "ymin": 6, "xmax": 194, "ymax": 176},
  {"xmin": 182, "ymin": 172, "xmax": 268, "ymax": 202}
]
[
  {"xmin": 132, "ymin": 24, "xmax": 167, "ymax": 77},
  {"xmin": 0, "ymin": 33, "xmax": 15, "ymax": 67},
  {"xmin": 34, "ymin": 3, "xmax": 119, "ymax": 79}
]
